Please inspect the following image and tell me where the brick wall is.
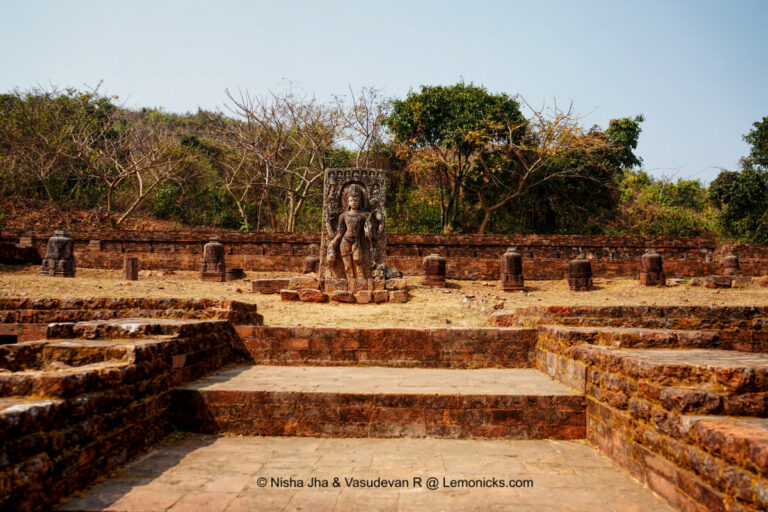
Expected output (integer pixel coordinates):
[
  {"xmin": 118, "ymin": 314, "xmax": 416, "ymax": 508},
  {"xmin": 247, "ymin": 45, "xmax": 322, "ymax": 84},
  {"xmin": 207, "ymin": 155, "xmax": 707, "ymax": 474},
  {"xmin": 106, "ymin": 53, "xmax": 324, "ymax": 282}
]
[
  {"xmin": 0, "ymin": 319, "xmax": 243, "ymax": 512},
  {"xmin": 235, "ymin": 325, "xmax": 537, "ymax": 368},
  {"xmin": 4, "ymin": 229, "xmax": 767, "ymax": 279}
]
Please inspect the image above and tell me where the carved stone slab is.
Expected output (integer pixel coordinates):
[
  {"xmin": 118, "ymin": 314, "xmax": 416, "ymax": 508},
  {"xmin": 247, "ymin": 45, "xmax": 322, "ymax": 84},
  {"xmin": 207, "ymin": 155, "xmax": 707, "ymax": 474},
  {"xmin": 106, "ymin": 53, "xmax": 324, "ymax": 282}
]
[{"xmin": 319, "ymin": 168, "xmax": 387, "ymax": 281}]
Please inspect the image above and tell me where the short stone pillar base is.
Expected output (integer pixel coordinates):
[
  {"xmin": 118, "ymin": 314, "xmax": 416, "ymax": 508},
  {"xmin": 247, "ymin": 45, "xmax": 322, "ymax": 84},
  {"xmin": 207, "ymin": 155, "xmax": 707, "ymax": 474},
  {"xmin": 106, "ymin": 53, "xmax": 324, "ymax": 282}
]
[
  {"xmin": 202, "ymin": 272, "xmax": 225, "ymax": 282},
  {"xmin": 122, "ymin": 256, "xmax": 139, "ymax": 281},
  {"xmin": 567, "ymin": 277, "xmax": 593, "ymax": 292},
  {"xmin": 422, "ymin": 254, "xmax": 446, "ymax": 287},
  {"xmin": 639, "ymin": 272, "xmax": 666, "ymax": 286},
  {"xmin": 502, "ymin": 274, "xmax": 524, "ymax": 292},
  {"xmin": 225, "ymin": 268, "xmax": 245, "ymax": 281}
]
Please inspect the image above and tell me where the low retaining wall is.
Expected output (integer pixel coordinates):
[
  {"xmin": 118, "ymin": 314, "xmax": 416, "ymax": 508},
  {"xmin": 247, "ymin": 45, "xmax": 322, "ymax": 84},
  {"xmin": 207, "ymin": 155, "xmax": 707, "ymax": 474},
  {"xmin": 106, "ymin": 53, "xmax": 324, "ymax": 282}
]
[
  {"xmin": 4, "ymin": 229, "xmax": 767, "ymax": 279},
  {"xmin": 235, "ymin": 325, "xmax": 536, "ymax": 368},
  {"xmin": 0, "ymin": 297, "xmax": 263, "ymax": 343}
]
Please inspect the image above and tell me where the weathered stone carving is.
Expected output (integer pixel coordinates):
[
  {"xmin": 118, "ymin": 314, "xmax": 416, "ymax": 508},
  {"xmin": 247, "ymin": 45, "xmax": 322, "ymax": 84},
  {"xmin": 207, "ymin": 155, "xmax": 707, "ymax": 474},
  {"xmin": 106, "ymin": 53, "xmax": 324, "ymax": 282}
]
[
  {"xmin": 302, "ymin": 255, "xmax": 319, "ymax": 274},
  {"xmin": 41, "ymin": 231, "xmax": 75, "ymax": 277},
  {"xmin": 422, "ymin": 253, "xmax": 446, "ymax": 287},
  {"xmin": 568, "ymin": 252, "xmax": 593, "ymax": 291},
  {"xmin": 501, "ymin": 248, "xmax": 524, "ymax": 291},
  {"xmin": 724, "ymin": 254, "xmax": 741, "ymax": 276},
  {"xmin": 201, "ymin": 237, "xmax": 225, "ymax": 282},
  {"xmin": 320, "ymin": 168, "xmax": 386, "ymax": 281},
  {"xmin": 639, "ymin": 249, "xmax": 665, "ymax": 286}
]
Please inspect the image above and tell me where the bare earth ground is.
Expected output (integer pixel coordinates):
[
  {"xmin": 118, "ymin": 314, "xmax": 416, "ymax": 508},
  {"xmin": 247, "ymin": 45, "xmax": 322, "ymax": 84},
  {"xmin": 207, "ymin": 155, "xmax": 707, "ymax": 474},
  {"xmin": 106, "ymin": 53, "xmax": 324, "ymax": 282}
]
[{"xmin": 3, "ymin": 265, "xmax": 768, "ymax": 327}]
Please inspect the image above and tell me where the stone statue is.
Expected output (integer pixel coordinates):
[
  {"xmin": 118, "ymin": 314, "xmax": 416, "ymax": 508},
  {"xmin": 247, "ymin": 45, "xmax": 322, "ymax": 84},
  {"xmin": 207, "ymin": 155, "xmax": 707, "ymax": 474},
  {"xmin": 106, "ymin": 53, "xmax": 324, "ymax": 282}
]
[
  {"xmin": 320, "ymin": 168, "xmax": 386, "ymax": 281},
  {"xmin": 41, "ymin": 231, "xmax": 75, "ymax": 277}
]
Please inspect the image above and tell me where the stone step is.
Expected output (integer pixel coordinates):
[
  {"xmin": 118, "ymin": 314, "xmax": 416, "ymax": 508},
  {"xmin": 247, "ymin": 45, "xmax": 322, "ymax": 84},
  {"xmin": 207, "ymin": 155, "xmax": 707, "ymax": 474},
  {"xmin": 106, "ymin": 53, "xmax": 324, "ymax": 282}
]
[
  {"xmin": 235, "ymin": 326, "xmax": 536, "ymax": 368},
  {"xmin": 494, "ymin": 305, "xmax": 768, "ymax": 352},
  {"xmin": 46, "ymin": 318, "xmax": 230, "ymax": 340},
  {"xmin": 576, "ymin": 346, "xmax": 768, "ymax": 417},
  {"xmin": 172, "ymin": 365, "xmax": 585, "ymax": 440},
  {"xmin": 538, "ymin": 324, "xmax": 721, "ymax": 349}
]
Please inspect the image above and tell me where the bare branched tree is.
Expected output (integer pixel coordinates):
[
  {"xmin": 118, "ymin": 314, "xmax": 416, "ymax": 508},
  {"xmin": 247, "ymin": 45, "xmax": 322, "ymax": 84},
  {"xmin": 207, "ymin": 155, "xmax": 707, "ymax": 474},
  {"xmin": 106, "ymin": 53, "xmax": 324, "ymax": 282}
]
[
  {"xmin": 214, "ymin": 88, "xmax": 344, "ymax": 231},
  {"xmin": 336, "ymin": 86, "xmax": 390, "ymax": 168},
  {"xmin": 71, "ymin": 110, "xmax": 185, "ymax": 227}
]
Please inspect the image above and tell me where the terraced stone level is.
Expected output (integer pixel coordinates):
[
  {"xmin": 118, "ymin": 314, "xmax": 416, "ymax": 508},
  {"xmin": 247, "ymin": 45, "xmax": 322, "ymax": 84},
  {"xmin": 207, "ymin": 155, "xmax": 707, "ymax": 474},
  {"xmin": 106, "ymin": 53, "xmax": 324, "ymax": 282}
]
[
  {"xmin": 173, "ymin": 366, "xmax": 586, "ymax": 440},
  {"xmin": 57, "ymin": 435, "xmax": 675, "ymax": 512}
]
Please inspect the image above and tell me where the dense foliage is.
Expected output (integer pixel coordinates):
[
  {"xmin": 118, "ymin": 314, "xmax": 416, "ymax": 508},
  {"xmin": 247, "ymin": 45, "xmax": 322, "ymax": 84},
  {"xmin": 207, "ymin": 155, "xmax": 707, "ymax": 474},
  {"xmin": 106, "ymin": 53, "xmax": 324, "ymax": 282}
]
[{"xmin": 0, "ymin": 83, "xmax": 764, "ymax": 241}]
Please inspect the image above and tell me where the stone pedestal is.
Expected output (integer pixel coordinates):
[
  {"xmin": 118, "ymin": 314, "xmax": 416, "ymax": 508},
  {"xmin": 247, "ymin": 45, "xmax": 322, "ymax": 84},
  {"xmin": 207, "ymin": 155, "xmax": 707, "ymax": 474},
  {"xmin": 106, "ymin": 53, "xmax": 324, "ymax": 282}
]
[
  {"xmin": 568, "ymin": 254, "xmax": 592, "ymax": 291},
  {"xmin": 201, "ymin": 237, "xmax": 225, "ymax": 282},
  {"xmin": 639, "ymin": 249, "xmax": 665, "ymax": 286},
  {"xmin": 302, "ymin": 256, "xmax": 319, "ymax": 274},
  {"xmin": 41, "ymin": 231, "xmax": 75, "ymax": 277},
  {"xmin": 122, "ymin": 256, "xmax": 139, "ymax": 281},
  {"xmin": 422, "ymin": 254, "xmax": 446, "ymax": 287},
  {"xmin": 501, "ymin": 248, "xmax": 524, "ymax": 291},
  {"xmin": 724, "ymin": 255, "xmax": 741, "ymax": 276},
  {"xmin": 225, "ymin": 268, "xmax": 245, "ymax": 281}
]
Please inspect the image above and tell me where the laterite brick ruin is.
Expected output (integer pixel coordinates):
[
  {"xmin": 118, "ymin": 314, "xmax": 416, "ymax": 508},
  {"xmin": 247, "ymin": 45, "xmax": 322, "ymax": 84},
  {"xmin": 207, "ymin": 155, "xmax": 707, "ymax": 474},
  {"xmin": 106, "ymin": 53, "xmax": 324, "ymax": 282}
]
[{"xmin": 2, "ymin": 169, "xmax": 768, "ymax": 511}]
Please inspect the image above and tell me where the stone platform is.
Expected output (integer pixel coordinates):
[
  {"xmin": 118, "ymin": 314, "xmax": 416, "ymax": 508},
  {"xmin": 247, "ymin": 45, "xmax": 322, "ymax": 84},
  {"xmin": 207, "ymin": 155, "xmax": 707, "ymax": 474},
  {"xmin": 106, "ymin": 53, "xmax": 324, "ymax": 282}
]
[
  {"xmin": 58, "ymin": 434, "xmax": 675, "ymax": 512},
  {"xmin": 173, "ymin": 366, "xmax": 585, "ymax": 440}
]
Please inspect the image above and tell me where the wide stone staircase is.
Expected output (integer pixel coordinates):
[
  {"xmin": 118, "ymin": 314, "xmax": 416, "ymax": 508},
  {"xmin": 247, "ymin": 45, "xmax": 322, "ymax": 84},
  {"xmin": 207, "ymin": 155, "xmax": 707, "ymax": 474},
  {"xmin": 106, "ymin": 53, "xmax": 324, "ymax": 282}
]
[
  {"xmin": 172, "ymin": 326, "xmax": 585, "ymax": 441},
  {"xmin": 4, "ymin": 300, "xmax": 768, "ymax": 511},
  {"xmin": 493, "ymin": 305, "xmax": 768, "ymax": 512}
]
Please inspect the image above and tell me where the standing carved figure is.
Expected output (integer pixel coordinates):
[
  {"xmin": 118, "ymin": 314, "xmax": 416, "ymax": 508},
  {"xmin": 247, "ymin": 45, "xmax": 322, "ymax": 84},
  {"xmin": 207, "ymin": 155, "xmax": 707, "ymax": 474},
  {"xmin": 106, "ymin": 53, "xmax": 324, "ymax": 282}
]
[
  {"xmin": 327, "ymin": 185, "xmax": 371, "ymax": 279},
  {"xmin": 319, "ymin": 168, "xmax": 388, "ymax": 282}
]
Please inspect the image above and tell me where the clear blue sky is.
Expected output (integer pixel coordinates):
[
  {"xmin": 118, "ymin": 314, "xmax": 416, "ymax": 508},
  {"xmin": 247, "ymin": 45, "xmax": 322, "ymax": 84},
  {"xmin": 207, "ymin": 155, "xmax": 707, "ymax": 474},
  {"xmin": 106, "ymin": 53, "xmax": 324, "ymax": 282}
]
[{"xmin": 3, "ymin": 0, "xmax": 767, "ymax": 183}]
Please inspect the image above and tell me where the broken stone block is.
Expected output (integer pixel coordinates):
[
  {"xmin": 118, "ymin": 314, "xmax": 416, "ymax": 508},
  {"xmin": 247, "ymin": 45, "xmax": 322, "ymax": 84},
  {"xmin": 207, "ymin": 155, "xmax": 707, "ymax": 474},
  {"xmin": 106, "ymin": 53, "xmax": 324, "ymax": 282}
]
[
  {"xmin": 252, "ymin": 279, "xmax": 290, "ymax": 294},
  {"xmin": 280, "ymin": 289, "xmax": 300, "ymax": 301},
  {"xmin": 354, "ymin": 291, "xmax": 372, "ymax": 304},
  {"xmin": 330, "ymin": 290, "xmax": 356, "ymax": 303},
  {"xmin": 372, "ymin": 290, "xmax": 389, "ymax": 303},
  {"xmin": 298, "ymin": 289, "xmax": 329, "ymax": 302},
  {"xmin": 288, "ymin": 275, "xmax": 320, "ymax": 290},
  {"xmin": 385, "ymin": 278, "xmax": 406, "ymax": 290},
  {"xmin": 388, "ymin": 290, "xmax": 407, "ymax": 303}
]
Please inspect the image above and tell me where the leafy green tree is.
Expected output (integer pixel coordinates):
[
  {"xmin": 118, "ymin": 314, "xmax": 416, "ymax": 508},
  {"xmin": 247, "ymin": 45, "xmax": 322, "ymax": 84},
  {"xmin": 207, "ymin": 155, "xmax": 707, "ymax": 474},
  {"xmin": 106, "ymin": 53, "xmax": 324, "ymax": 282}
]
[
  {"xmin": 709, "ymin": 167, "xmax": 768, "ymax": 243},
  {"xmin": 744, "ymin": 116, "xmax": 768, "ymax": 169},
  {"xmin": 384, "ymin": 82, "xmax": 525, "ymax": 232},
  {"xmin": 606, "ymin": 115, "xmax": 644, "ymax": 169}
]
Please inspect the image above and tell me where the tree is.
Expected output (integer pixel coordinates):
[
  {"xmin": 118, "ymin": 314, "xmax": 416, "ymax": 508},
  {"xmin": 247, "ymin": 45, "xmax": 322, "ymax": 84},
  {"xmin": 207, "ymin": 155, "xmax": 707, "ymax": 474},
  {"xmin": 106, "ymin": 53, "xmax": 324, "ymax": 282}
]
[
  {"xmin": 606, "ymin": 115, "xmax": 644, "ymax": 169},
  {"xmin": 0, "ymin": 87, "xmax": 109, "ymax": 202},
  {"xmin": 467, "ymin": 101, "xmax": 618, "ymax": 233},
  {"xmin": 216, "ymin": 88, "xmax": 344, "ymax": 232},
  {"xmin": 71, "ymin": 107, "xmax": 185, "ymax": 227},
  {"xmin": 710, "ymin": 167, "xmax": 768, "ymax": 243},
  {"xmin": 384, "ymin": 82, "xmax": 525, "ymax": 232},
  {"xmin": 744, "ymin": 116, "xmax": 768, "ymax": 169}
]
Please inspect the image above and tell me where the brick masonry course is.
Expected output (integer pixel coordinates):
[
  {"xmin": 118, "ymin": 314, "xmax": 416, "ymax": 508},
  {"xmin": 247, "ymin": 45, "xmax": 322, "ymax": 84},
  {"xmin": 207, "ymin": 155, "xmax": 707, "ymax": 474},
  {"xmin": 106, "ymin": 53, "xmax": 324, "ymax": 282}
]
[
  {"xmin": 514, "ymin": 305, "xmax": 768, "ymax": 512},
  {"xmin": 172, "ymin": 366, "xmax": 586, "ymax": 441},
  {"xmin": 234, "ymin": 325, "xmax": 537, "ymax": 368},
  {"xmin": 4, "ymin": 229, "xmax": 768, "ymax": 279},
  {"xmin": 0, "ymin": 314, "xmax": 249, "ymax": 512}
]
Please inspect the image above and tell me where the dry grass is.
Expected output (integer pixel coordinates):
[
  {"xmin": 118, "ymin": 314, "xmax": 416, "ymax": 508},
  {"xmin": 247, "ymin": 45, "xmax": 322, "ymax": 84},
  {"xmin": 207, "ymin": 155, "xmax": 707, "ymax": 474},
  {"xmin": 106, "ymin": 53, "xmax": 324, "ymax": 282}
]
[{"xmin": 2, "ymin": 265, "xmax": 768, "ymax": 327}]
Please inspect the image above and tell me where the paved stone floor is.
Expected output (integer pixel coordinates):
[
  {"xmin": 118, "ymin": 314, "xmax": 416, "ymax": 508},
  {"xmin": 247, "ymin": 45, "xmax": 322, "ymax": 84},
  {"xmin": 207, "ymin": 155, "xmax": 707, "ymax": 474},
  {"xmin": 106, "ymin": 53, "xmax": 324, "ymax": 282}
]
[
  {"xmin": 182, "ymin": 366, "xmax": 580, "ymax": 396},
  {"xmin": 59, "ymin": 435, "xmax": 674, "ymax": 511}
]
